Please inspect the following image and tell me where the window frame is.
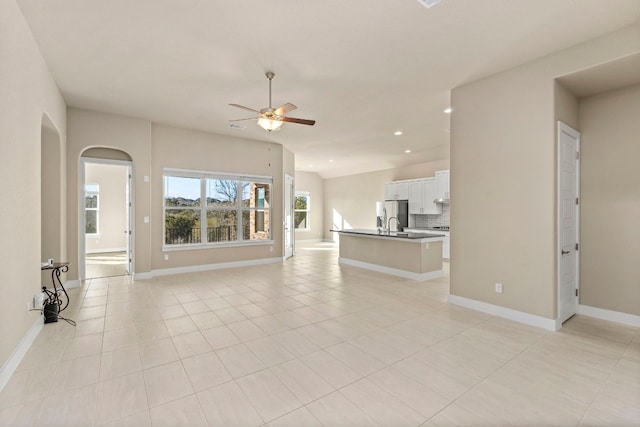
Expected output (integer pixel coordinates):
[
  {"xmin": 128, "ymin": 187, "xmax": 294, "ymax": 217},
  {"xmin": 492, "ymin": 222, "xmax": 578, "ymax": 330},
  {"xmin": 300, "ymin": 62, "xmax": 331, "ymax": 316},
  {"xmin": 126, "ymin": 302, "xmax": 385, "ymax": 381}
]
[
  {"xmin": 294, "ymin": 191, "xmax": 310, "ymax": 231},
  {"xmin": 163, "ymin": 169, "xmax": 273, "ymax": 250},
  {"xmin": 84, "ymin": 183, "xmax": 99, "ymax": 236}
]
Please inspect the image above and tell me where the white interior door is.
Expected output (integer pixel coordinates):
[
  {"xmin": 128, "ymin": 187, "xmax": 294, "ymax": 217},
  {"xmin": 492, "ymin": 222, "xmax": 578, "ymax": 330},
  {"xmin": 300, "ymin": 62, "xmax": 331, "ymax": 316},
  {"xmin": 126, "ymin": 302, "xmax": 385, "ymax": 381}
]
[
  {"xmin": 125, "ymin": 166, "xmax": 133, "ymax": 274},
  {"xmin": 284, "ymin": 174, "xmax": 294, "ymax": 259},
  {"xmin": 557, "ymin": 122, "xmax": 580, "ymax": 324}
]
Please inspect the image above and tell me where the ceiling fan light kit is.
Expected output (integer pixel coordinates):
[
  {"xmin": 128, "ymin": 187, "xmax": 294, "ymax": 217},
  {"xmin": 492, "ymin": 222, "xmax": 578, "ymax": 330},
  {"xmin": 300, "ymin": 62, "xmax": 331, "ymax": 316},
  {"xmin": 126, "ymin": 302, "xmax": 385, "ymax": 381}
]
[
  {"xmin": 230, "ymin": 72, "xmax": 316, "ymax": 132},
  {"xmin": 257, "ymin": 117, "xmax": 283, "ymax": 132}
]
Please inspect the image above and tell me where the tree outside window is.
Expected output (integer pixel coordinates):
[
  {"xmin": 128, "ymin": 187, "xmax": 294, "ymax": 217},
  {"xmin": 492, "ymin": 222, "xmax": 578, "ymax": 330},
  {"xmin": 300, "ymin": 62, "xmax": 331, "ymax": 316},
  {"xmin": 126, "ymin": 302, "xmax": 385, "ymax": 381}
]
[
  {"xmin": 85, "ymin": 183, "xmax": 99, "ymax": 234},
  {"xmin": 294, "ymin": 192, "xmax": 310, "ymax": 230},
  {"xmin": 163, "ymin": 171, "xmax": 272, "ymax": 246}
]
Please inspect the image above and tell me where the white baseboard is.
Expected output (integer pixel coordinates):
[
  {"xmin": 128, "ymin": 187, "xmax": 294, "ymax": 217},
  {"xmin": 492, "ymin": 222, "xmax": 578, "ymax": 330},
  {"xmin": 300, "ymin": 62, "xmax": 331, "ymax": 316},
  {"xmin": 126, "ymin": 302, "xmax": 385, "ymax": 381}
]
[
  {"xmin": 578, "ymin": 304, "xmax": 640, "ymax": 328},
  {"xmin": 148, "ymin": 256, "xmax": 282, "ymax": 278},
  {"xmin": 63, "ymin": 279, "xmax": 81, "ymax": 289},
  {"xmin": 133, "ymin": 272, "xmax": 153, "ymax": 280},
  {"xmin": 86, "ymin": 247, "xmax": 126, "ymax": 254},
  {"xmin": 0, "ymin": 317, "xmax": 43, "ymax": 394},
  {"xmin": 339, "ymin": 257, "xmax": 444, "ymax": 281},
  {"xmin": 447, "ymin": 294, "xmax": 558, "ymax": 331}
]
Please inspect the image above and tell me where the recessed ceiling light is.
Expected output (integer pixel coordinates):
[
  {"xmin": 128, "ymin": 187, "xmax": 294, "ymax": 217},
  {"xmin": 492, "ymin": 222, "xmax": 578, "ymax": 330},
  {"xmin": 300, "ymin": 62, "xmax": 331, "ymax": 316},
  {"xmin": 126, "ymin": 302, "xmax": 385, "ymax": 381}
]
[
  {"xmin": 394, "ymin": 131, "xmax": 403, "ymax": 136},
  {"xmin": 444, "ymin": 108, "xmax": 452, "ymax": 114},
  {"xmin": 329, "ymin": 159, "xmax": 334, "ymax": 163},
  {"xmin": 404, "ymin": 149, "xmax": 412, "ymax": 154},
  {"xmin": 308, "ymin": 164, "xmax": 313, "ymax": 168}
]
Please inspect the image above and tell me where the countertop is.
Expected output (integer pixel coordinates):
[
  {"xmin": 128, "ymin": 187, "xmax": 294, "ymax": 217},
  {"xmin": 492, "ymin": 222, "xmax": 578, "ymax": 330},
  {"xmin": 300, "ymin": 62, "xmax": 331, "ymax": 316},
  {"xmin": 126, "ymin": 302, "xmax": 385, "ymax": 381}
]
[
  {"xmin": 405, "ymin": 227, "xmax": 450, "ymax": 233},
  {"xmin": 331, "ymin": 229, "xmax": 445, "ymax": 240}
]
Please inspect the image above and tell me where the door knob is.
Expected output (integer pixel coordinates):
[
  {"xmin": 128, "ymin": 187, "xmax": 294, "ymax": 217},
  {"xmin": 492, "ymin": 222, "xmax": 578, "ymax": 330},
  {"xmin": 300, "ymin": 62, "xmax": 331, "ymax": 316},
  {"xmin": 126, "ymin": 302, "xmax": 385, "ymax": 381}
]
[{"xmin": 561, "ymin": 250, "xmax": 570, "ymax": 255}]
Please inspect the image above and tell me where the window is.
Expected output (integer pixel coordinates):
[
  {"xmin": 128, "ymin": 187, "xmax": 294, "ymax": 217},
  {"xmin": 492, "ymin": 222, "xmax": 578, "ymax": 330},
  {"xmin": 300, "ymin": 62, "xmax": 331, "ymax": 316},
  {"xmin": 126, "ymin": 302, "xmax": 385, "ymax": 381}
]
[
  {"xmin": 164, "ymin": 170, "xmax": 272, "ymax": 247},
  {"xmin": 85, "ymin": 183, "xmax": 99, "ymax": 235},
  {"xmin": 294, "ymin": 192, "xmax": 310, "ymax": 230}
]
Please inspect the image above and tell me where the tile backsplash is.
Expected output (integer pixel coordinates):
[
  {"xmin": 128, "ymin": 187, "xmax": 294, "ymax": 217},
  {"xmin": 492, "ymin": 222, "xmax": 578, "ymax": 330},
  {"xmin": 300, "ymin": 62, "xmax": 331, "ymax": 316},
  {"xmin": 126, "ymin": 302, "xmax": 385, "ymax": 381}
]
[{"xmin": 413, "ymin": 204, "xmax": 450, "ymax": 228}]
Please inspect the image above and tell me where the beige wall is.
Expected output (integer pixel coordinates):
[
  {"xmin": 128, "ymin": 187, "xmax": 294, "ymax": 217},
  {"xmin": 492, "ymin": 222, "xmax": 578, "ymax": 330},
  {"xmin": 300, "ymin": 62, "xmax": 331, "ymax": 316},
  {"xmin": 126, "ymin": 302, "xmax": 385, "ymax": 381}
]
[
  {"xmin": 67, "ymin": 109, "xmax": 152, "ymax": 279},
  {"xmin": 579, "ymin": 84, "xmax": 640, "ymax": 316},
  {"xmin": 0, "ymin": 0, "xmax": 67, "ymax": 369},
  {"xmin": 151, "ymin": 124, "xmax": 284, "ymax": 270},
  {"xmin": 450, "ymin": 24, "xmax": 640, "ymax": 320},
  {"xmin": 85, "ymin": 162, "xmax": 128, "ymax": 253},
  {"xmin": 294, "ymin": 171, "xmax": 324, "ymax": 241},
  {"xmin": 323, "ymin": 159, "xmax": 449, "ymax": 240}
]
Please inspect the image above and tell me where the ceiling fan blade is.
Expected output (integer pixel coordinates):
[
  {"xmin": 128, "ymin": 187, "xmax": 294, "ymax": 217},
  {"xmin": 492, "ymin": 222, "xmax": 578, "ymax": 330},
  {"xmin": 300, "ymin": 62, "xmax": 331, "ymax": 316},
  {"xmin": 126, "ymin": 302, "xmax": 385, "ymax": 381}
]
[
  {"xmin": 228, "ymin": 117, "xmax": 258, "ymax": 122},
  {"xmin": 229, "ymin": 103, "xmax": 261, "ymax": 114},
  {"xmin": 281, "ymin": 116, "xmax": 316, "ymax": 126},
  {"xmin": 274, "ymin": 103, "xmax": 297, "ymax": 116}
]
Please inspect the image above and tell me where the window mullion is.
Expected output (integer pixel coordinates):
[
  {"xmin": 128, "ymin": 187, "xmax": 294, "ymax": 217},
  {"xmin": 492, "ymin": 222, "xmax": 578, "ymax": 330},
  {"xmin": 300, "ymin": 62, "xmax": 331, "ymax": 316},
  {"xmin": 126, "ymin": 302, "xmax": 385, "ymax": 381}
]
[
  {"xmin": 201, "ymin": 177, "xmax": 207, "ymax": 243},
  {"xmin": 237, "ymin": 180, "xmax": 242, "ymax": 241}
]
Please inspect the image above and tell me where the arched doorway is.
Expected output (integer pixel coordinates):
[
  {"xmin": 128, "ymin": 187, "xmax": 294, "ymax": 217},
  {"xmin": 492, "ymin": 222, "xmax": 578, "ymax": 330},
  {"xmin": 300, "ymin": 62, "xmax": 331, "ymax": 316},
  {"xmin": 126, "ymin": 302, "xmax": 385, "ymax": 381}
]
[
  {"xmin": 79, "ymin": 148, "xmax": 133, "ymax": 280},
  {"xmin": 41, "ymin": 115, "xmax": 62, "ymax": 286}
]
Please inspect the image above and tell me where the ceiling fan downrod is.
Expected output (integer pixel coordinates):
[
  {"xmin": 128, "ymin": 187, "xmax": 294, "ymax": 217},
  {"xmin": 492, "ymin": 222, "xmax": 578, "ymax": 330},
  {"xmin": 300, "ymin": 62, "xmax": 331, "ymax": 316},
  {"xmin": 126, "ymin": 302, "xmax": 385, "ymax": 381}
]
[{"xmin": 266, "ymin": 72, "xmax": 275, "ymax": 111}]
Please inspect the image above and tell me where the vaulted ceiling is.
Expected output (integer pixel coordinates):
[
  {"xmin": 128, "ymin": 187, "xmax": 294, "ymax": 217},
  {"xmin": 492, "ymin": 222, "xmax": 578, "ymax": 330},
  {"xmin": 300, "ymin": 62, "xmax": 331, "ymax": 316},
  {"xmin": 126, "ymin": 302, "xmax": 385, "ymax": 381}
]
[{"xmin": 18, "ymin": 0, "xmax": 640, "ymax": 177}]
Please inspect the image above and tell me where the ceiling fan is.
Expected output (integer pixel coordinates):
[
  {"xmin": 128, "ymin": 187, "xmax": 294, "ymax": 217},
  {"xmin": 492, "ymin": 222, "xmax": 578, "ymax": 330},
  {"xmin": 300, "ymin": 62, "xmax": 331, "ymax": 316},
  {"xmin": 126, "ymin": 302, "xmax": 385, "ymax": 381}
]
[{"xmin": 229, "ymin": 72, "xmax": 316, "ymax": 132}]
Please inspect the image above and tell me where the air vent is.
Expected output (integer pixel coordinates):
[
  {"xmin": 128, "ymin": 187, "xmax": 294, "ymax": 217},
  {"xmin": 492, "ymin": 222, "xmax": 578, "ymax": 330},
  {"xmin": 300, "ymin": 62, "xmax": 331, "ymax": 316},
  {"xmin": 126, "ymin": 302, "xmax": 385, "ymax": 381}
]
[
  {"xmin": 228, "ymin": 123, "xmax": 245, "ymax": 129},
  {"xmin": 417, "ymin": 0, "xmax": 442, "ymax": 8}
]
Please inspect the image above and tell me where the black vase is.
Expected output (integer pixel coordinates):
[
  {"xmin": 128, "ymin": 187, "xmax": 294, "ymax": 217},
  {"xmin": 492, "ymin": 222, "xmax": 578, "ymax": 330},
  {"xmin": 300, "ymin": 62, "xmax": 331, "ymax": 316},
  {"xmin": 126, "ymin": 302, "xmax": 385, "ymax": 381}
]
[{"xmin": 43, "ymin": 303, "xmax": 58, "ymax": 323}]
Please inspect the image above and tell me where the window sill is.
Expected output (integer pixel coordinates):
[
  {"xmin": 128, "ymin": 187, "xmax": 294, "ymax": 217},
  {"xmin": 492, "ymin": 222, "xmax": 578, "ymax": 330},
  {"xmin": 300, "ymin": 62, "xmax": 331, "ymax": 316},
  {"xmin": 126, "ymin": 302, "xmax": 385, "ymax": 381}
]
[
  {"xmin": 85, "ymin": 234, "xmax": 100, "ymax": 237},
  {"xmin": 163, "ymin": 239, "xmax": 274, "ymax": 252}
]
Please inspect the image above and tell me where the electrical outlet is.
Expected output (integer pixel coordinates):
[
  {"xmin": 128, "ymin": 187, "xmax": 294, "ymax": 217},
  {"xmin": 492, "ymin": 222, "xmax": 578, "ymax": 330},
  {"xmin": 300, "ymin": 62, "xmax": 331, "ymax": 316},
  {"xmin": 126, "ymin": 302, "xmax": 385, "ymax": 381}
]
[
  {"xmin": 164, "ymin": 254, "xmax": 169, "ymax": 261},
  {"xmin": 26, "ymin": 302, "xmax": 30, "ymax": 313},
  {"xmin": 269, "ymin": 247, "xmax": 273, "ymax": 253},
  {"xmin": 495, "ymin": 283, "xmax": 503, "ymax": 294}
]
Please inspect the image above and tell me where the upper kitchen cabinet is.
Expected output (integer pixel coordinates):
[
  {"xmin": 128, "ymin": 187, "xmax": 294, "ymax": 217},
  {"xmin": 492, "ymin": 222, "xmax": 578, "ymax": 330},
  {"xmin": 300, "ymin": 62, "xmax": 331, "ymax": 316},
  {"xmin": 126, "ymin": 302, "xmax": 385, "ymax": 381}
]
[
  {"xmin": 435, "ymin": 170, "xmax": 450, "ymax": 200},
  {"xmin": 385, "ymin": 181, "xmax": 409, "ymax": 200},
  {"xmin": 409, "ymin": 178, "xmax": 442, "ymax": 214}
]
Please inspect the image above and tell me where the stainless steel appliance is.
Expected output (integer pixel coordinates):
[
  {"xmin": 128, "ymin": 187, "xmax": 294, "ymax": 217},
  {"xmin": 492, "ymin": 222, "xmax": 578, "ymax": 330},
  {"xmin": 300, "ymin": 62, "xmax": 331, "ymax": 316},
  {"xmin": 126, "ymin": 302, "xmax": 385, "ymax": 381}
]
[{"xmin": 376, "ymin": 200, "xmax": 408, "ymax": 232}]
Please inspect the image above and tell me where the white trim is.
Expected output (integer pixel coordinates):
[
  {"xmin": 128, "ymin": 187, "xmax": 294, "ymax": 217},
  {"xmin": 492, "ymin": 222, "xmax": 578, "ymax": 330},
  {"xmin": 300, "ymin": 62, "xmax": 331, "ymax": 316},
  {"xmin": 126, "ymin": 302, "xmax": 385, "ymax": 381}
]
[
  {"xmin": 86, "ymin": 247, "xmax": 127, "ymax": 254},
  {"xmin": 63, "ymin": 279, "xmax": 81, "ymax": 289},
  {"xmin": 578, "ymin": 305, "xmax": 640, "ymax": 328},
  {"xmin": 0, "ymin": 317, "xmax": 43, "ymax": 393},
  {"xmin": 339, "ymin": 257, "xmax": 444, "ymax": 281},
  {"xmin": 80, "ymin": 157, "xmax": 134, "ymax": 281},
  {"xmin": 448, "ymin": 294, "xmax": 558, "ymax": 331},
  {"xmin": 163, "ymin": 240, "xmax": 273, "ymax": 252},
  {"xmin": 133, "ymin": 272, "xmax": 153, "ymax": 280},
  {"xmin": 150, "ymin": 257, "xmax": 282, "ymax": 278}
]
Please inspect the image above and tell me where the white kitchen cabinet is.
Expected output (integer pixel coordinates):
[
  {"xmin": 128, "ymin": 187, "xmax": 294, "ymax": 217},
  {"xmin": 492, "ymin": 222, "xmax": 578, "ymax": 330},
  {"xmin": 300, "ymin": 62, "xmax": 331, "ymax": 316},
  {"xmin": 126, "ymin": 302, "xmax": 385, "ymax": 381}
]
[
  {"xmin": 435, "ymin": 170, "xmax": 450, "ymax": 200},
  {"xmin": 385, "ymin": 181, "xmax": 409, "ymax": 200},
  {"xmin": 408, "ymin": 178, "xmax": 441, "ymax": 215}
]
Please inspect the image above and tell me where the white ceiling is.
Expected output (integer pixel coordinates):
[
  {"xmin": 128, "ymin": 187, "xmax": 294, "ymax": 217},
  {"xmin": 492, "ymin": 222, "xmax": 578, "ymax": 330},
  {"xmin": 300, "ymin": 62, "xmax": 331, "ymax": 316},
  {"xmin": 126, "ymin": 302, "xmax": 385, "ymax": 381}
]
[{"xmin": 17, "ymin": 0, "xmax": 640, "ymax": 178}]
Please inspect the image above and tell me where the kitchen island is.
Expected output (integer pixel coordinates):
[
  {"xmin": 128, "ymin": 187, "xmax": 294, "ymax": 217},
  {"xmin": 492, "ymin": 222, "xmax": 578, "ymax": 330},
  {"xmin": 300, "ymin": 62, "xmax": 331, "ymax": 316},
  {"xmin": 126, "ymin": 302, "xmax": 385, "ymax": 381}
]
[{"xmin": 331, "ymin": 229, "xmax": 445, "ymax": 281}]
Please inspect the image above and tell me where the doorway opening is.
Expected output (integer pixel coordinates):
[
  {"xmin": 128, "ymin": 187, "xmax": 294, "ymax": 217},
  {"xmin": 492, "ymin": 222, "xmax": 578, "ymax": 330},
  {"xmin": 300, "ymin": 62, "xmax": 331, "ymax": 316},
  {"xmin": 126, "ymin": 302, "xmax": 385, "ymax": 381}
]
[
  {"xmin": 41, "ymin": 115, "xmax": 62, "ymax": 286},
  {"xmin": 284, "ymin": 174, "xmax": 294, "ymax": 259},
  {"xmin": 80, "ymin": 155, "xmax": 133, "ymax": 280}
]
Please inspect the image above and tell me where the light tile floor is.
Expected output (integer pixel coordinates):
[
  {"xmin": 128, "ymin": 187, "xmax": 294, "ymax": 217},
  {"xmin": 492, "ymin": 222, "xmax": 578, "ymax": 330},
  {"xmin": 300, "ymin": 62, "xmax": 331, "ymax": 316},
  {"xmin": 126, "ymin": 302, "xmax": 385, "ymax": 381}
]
[{"xmin": 1, "ymin": 242, "xmax": 638, "ymax": 426}]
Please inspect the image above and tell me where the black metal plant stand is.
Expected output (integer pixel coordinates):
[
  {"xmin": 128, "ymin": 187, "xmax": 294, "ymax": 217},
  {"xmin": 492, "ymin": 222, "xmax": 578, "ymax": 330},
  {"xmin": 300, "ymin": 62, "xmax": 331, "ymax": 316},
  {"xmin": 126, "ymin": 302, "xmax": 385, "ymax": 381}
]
[{"xmin": 40, "ymin": 262, "xmax": 75, "ymax": 325}]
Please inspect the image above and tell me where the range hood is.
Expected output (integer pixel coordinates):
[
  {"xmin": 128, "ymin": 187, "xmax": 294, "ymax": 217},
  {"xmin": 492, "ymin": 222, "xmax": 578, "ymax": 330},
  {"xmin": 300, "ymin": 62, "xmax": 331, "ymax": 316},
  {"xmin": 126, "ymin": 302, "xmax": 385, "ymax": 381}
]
[{"xmin": 433, "ymin": 198, "xmax": 450, "ymax": 204}]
